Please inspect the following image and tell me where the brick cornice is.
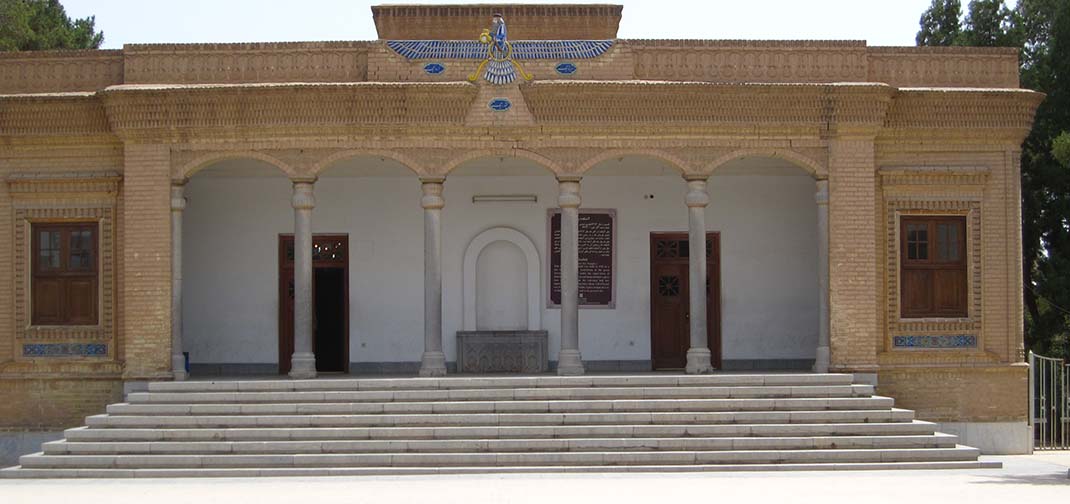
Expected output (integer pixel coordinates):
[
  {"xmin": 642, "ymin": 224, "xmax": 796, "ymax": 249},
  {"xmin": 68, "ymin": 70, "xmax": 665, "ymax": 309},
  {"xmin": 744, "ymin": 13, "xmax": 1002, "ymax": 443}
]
[
  {"xmin": 521, "ymin": 81, "xmax": 894, "ymax": 137},
  {"xmin": 100, "ymin": 82, "xmax": 480, "ymax": 142},
  {"xmin": 880, "ymin": 88, "xmax": 1044, "ymax": 144}
]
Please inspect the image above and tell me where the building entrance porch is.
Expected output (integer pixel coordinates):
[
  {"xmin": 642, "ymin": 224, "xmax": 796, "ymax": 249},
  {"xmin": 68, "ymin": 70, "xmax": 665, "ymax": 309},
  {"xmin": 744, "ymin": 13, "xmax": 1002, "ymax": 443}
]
[{"xmin": 175, "ymin": 154, "xmax": 826, "ymax": 379}]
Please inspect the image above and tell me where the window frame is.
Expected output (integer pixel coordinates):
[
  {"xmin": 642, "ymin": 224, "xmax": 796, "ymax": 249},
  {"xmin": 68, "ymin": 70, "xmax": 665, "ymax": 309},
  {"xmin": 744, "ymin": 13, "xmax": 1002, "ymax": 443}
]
[
  {"xmin": 899, "ymin": 215, "xmax": 968, "ymax": 319},
  {"xmin": 30, "ymin": 222, "xmax": 99, "ymax": 326}
]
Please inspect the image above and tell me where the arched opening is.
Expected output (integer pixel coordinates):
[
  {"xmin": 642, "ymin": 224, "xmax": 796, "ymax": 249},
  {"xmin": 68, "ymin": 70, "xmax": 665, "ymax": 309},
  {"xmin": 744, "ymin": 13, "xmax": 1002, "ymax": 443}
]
[
  {"xmin": 315, "ymin": 156, "xmax": 421, "ymax": 374},
  {"xmin": 182, "ymin": 158, "xmax": 293, "ymax": 375},
  {"xmin": 443, "ymin": 156, "xmax": 557, "ymax": 364},
  {"xmin": 710, "ymin": 156, "xmax": 819, "ymax": 369}
]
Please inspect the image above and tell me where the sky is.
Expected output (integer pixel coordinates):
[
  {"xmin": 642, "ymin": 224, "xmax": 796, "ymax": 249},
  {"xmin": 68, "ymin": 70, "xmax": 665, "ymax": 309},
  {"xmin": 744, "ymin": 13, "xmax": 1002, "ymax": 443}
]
[{"xmin": 60, "ymin": 0, "xmax": 943, "ymax": 49}]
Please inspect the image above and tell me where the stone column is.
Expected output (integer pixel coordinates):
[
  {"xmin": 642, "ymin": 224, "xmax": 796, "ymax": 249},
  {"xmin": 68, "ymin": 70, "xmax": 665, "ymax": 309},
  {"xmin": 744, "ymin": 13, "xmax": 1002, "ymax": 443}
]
[
  {"xmin": 419, "ymin": 177, "xmax": 447, "ymax": 376},
  {"xmin": 685, "ymin": 175, "xmax": 714, "ymax": 374},
  {"xmin": 170, "ymin": 182, "xmax": 188, "ymax": 381},
  {"xmin": 289, "ymin": 179, "xmax": 317, "ymax": 379},
  {"xmin": 813, "ymin": 179, "xmax": 831, "ymax": 373},
  {"xmin": 557, "ymin": 176, "xmax": 584, "ymax": 376}
]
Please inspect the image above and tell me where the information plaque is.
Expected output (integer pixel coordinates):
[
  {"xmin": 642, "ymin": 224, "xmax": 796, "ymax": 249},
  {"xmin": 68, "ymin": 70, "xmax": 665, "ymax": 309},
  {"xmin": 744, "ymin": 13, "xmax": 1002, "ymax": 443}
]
[{"xmin": 548, "ymin": 209, "xmax": 616, "ymax": 308}]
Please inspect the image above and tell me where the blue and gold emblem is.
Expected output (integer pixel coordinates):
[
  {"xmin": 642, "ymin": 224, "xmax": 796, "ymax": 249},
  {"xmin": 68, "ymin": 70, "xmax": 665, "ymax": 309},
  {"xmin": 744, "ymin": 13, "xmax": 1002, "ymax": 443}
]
[{"xmin": 387, "ymin": 13, "xmax": 613, "ymax": 85}]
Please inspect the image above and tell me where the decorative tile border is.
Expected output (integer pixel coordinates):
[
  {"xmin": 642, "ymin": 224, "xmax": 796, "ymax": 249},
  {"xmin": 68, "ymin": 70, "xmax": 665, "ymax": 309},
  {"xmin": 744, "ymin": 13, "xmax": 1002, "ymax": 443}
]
[
  {"xmin": 23, "ymin": 343, "xmax": 108, "ymax": 357},
  {"xmin": 893, "ymin": 335, "xmax": 977, "ymax": 349}
]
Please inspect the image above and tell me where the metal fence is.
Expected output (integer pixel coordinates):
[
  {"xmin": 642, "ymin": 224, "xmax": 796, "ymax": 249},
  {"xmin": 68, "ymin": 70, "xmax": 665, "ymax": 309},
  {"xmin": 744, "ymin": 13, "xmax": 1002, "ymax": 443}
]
[{"xmin": 1029, "ymin": 351, "xmax": 1069, "ymax": 450}]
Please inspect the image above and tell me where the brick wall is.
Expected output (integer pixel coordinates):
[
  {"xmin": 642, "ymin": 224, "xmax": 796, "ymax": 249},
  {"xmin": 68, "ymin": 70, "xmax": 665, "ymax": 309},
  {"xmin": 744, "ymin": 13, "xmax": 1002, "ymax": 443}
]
[
  {"xmin": 878, "ymin": 365, "xmax": 1027, "ymax": 422},
  {"xmin": 0, "ymin": 378, "xmax": 122, "ymax": 429},
  {"xmin": 120, "ymin": 144, "xmax": 173, "ymax": 379},
  {"xmin": 828, "ymin": 138, "xmax": 879, "ymax": 372}
]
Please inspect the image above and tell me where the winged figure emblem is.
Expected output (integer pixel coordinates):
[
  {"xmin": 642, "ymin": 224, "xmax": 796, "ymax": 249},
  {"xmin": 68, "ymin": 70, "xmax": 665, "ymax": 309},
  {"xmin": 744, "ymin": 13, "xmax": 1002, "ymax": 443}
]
[{"xmin": 386, "ymin": 13, "xmax": 614, "ymax": 85}]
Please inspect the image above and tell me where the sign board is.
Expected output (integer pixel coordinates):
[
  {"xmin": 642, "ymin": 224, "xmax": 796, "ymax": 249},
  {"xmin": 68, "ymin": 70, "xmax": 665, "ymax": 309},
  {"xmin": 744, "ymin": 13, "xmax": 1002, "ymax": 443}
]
[{"xmin": 548, "ymin": 209, "xmax": 616, "ymax": 308}]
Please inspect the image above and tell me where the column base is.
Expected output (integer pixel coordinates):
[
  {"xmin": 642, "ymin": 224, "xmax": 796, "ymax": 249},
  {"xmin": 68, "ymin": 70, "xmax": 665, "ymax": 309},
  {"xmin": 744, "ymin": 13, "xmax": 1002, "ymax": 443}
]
[
  {"xmin": 812, "ymin": 346, "xmax": 830, "ymax": 373},
  {"xmin": 288, "ymin": 352, "xmax": 317, "ymax": 379},
  {"xmin": 685, "ymin": 347, "xmax": 713, "ymax": 374},
  {"xmin": 419, "ymin": 351, "xmax": 447, "ymax": 377},
  {"xmin": 171, "ymin": 354, "xmax": 187, "ymax": 381},
  {"xmin": 556, "ymin": 349, "xmax": 585, "ymax": 376}
]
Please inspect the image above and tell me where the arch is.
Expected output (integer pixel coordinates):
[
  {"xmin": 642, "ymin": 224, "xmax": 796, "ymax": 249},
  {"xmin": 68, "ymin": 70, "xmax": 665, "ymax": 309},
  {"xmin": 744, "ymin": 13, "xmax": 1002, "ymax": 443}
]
[
  {"xmin": 310, "ymin": 149, "xmax": 422, "ymax": 178},
  {"xmin": 705, "ymin": 149, "xmax": 825, "ymax": 178},
  {"xmin": 578, "ymin": 149, "xmax": 690, "ymax": 175},
  {"xmin": 444, "ymin": 149, "xmax": 560, "ymax": 176},
  {"xmin": 463, "ymin": 227, "xmax": 541, "ymax": 331},
  {"xmin": 175, "ymin": 150, "xmax": 298, "ymax": 181}
]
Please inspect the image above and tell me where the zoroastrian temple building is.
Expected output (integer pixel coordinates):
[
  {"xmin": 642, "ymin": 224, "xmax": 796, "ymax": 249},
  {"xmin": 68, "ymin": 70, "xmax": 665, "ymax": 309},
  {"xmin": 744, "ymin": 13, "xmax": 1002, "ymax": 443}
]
[{"xmin": 0, "ymin": 4, "xmax": 1043, "ymax": 471}]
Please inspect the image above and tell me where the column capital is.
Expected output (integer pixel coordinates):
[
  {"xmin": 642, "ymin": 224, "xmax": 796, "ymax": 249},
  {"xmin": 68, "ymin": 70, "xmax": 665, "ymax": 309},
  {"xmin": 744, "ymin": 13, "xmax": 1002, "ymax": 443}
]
[
  {"xmin": 556, "ymin": 174, "xmax": 583, "ymax": 183},
  {"xmin": 419, "ymin": 175, "xmax": 446, "ymax": 184},
  {"xmin": 557, "ymin": 177, "xmax": 582, "ymax": 209},
  {"xmin": 685, "ymin": 178, "xmax": 709, "ymax": 208},
  {"xmin": 421, "ymin": 178, "xmax": 445, "ymax": 210},
  {"xmin": 682, "ymin": 173, "xmax": 709, "ymax": 182},
  {"xmin": 815, "ymin": 179, "xmax": 829, "ymax": 206},
  {"xmin": 291, "ymin": 179, "xmax": 316, "ymax": 210},
  {"xmin": 170, "ymin": 183, "xmax": 187, "ymax": 212}
]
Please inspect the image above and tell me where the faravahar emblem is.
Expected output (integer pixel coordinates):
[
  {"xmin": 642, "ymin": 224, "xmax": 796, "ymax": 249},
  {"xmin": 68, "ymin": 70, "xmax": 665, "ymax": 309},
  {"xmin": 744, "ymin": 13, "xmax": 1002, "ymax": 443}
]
[{"xmin": 387, "ymin": 14, "xmax": 614, "ymax": 85}]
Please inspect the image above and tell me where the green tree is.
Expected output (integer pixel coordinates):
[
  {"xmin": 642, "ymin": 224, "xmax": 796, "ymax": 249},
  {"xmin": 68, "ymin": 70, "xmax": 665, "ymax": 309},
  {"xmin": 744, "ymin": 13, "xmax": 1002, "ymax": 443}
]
[
  {"xmin": 0, "ymin": 0, "xmax": 103, "ymax": 51},
  {"xmin": 917, "ymin": 0, "xmax": 963, "ymax": 46},
  {"xmin": 917, "ymin": 0, "xmax": 1070, "ymax": 358},
  {"xmin": 960, "ymin": 0, "xmax": 1020, "ymax": 47}
]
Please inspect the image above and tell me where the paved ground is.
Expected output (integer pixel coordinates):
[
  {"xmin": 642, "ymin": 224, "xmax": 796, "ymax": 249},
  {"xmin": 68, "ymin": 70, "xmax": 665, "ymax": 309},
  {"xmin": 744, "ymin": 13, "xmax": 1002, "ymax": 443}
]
[{"xmin": 0, "ymin": 453, "xmax": 1066, "ymax": 504}]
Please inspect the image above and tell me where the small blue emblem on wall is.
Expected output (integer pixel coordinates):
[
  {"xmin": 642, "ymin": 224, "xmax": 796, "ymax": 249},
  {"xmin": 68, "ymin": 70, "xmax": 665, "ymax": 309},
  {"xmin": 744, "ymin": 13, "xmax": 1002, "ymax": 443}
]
[
  {"xmin": 423, "ymin": 62, "xmax": 445, "ymax": 75},
  {"xmin": 488, "ymin": 98, "xmax": 512, "ymax": 112},
  {"xmin": 555, "ymin": 62, "xmax": 577, "ymax": 75}
]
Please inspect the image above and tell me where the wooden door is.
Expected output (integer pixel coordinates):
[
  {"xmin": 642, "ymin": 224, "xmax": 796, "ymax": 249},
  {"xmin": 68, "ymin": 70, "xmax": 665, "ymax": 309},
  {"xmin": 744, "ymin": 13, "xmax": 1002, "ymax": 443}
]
[
  {"xmin": 278, "ymin": 235, "xmax": 349, "ymax": 374},
  {"xmin": 649, "ymin": 232, "xmax": 721, "ymax": 369}
]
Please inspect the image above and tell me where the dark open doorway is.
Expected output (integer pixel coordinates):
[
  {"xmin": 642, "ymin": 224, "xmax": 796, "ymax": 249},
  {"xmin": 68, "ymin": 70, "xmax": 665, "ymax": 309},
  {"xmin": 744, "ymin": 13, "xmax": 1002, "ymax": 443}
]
[
  {"xmin": 278, "ymin": 235, "xmax": 349, "ymax": 374},
  {"xmin": 314, "ymin": 267, "xmax": 347, "ymax": 372}
]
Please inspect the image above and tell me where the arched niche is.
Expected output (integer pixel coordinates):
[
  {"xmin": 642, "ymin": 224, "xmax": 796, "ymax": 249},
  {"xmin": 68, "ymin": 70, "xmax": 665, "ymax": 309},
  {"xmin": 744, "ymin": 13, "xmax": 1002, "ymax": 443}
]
[{"xmin": 463, "ymin": 227, "xmax": 541, "ymax": 331}]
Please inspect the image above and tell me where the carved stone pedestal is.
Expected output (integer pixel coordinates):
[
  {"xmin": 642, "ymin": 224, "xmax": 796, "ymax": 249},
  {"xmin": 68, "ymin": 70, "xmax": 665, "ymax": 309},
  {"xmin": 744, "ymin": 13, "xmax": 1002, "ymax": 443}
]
[{"xmin": 456, "ymin": 331, "xmax": 549, "ymax": 373}]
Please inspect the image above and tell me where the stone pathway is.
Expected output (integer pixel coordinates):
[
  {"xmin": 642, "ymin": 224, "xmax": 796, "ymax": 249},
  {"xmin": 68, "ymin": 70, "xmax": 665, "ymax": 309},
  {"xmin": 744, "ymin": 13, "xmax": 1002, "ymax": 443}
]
[{"xmin": 0, "ymin": 454, "xmax": 1066, "ymax": 504}]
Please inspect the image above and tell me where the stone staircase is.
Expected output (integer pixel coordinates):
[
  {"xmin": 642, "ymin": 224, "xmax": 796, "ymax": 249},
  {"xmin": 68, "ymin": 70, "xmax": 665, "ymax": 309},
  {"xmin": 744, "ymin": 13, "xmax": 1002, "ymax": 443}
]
[{"xmin": 1, "ymin": 373, "xmax": 997, "ymax": 478}]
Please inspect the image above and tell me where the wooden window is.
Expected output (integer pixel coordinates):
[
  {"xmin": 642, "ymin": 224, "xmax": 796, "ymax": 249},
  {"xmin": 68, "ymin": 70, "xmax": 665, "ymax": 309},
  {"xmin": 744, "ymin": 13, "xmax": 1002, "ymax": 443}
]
[
  {"xmin": 31, "ymin": 223, "xmax": 98, "ymax": 325},
  {"xmin": 900, "ymin": 216, "xmax": 967, "ymax": 318}
]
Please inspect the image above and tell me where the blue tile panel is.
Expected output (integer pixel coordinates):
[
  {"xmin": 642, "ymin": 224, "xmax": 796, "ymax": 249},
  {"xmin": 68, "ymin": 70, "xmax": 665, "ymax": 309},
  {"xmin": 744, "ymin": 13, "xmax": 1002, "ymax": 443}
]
[
  {"xmin": 892, "ymin": 335, "xmax": 977, "ymax": 349},
  {"xmin": 555, "ymin": 62, "xmax": 577, "ymax": 75},
  {"xmin": 488, "ymin": 98, "xmax": 512, "ymax": 111},
  {"xmin": 423, "ymin": 62, "xmax": 445, "ymax": 75},
  {"xmin": 23, "ymin": 343, "xmax": 107, "ymax": 357},
  {"xmin": 387, "ymin": 40, "xmax": 614, "ymax": 61}
]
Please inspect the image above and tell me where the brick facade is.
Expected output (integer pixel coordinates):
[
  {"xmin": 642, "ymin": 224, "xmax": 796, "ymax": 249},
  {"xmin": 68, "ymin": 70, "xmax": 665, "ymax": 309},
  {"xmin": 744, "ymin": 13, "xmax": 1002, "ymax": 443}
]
[{"xmin": 0, "ymin": 4, "xmax": 1043, "ymax": 429}]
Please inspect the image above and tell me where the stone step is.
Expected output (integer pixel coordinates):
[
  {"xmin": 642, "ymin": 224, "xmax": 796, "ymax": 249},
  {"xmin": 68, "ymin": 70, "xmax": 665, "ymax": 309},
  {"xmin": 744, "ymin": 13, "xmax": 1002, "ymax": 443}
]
[
  {"xmin": 41, "ymin": 434, "xmax": 959, "ymax": 455},
  {"xmin": 17, "ymin": 446, "xmax": 982, "ymax": 469},
  {"xmin": 145, "ymin": 374, "xmax": 856, "ymax": 393},
  {"xmin": 127, "ymin": 384, "xmax": 874, "ymax": 404},
  {"xmin": 85, "ymin": 408, "xmax": 917, "ymax": 429},
  {"xmin": 105, "ymin": 396, "xmax": 895, "ymax": 416},
  {"xmin": 0, "ymin": 460, "xmax": 1005, "ymax": 478},
  {"xmin": 64, "ymin": 420, "xmax": 941, "ymax": 442}
]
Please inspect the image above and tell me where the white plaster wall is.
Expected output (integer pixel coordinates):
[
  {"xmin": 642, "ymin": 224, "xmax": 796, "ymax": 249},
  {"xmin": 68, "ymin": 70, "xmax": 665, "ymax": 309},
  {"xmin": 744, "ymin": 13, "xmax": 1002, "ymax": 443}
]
[
  {"xmin": 475, "ymin": 241, "xmax": 528, "ymax": 330},
  {"xmin": 183, "ymin": 160, "xmax": 817, "ymax": 366}
]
